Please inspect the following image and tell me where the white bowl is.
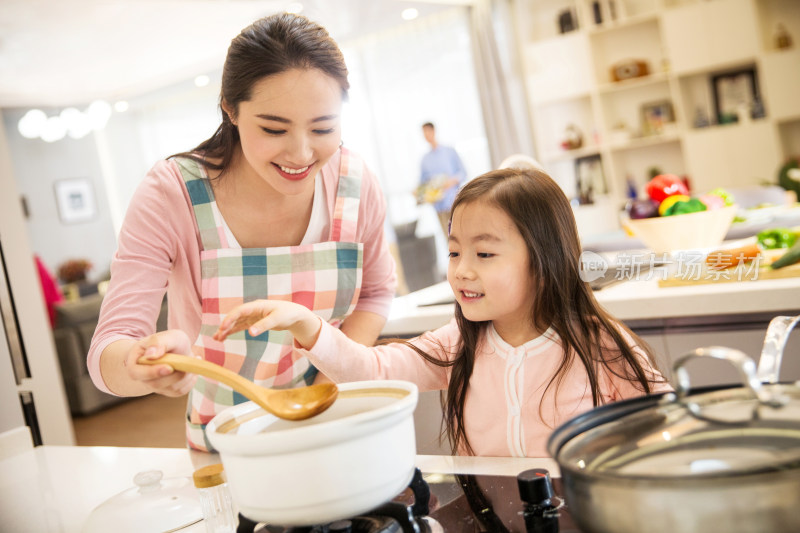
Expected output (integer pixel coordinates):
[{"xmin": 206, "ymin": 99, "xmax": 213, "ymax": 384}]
[
  {"xmin": 206, "ymin": 380, "xmax": 419, "ymax": 526},
  {"xmin": 622, "ymin": 205, "xmax": 738, "ymax": 253}
]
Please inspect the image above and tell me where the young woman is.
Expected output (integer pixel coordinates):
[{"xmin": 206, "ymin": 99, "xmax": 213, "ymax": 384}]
[
  {"xmin": 88, "ymin": 13, "xmax": 397, "ymax": 451},
  {"xmin": 213, "ymin": 167, "xmax": 671, "ymax": 457}
]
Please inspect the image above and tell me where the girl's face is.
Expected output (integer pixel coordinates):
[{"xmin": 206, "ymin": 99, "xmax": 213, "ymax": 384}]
[
  {"xmin": 447, "ymin": 201, "xmax": 538, "ymax": 346},
  {"xmin": 229, "ymin": 68, "xmax": 343, "ymax": 196}
]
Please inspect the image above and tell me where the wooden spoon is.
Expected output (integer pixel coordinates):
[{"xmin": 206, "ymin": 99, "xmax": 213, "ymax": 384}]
[{"xmin": 139, "ymin": 353, "xmax": 338, "ymax": 420}]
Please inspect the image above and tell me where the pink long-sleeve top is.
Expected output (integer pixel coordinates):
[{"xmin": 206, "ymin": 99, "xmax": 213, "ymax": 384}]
[
  {"xmin": 297, "ymin": 319, "xmax": 671, "ymax": 457},
  {"xmin": 88, "ymin": 151, "xmax": 397, "ymax": 394}
]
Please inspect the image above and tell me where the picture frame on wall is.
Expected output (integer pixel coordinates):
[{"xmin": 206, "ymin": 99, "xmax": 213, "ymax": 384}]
[
  {"xmin": 574, "ymin": 154, "xmax": 607, "ymax": 205},
  {"xmin": 640, "ymin": 100, "xmax": 674, "ymax": 136},
  {"xmin": 711, "ymin": 67, "xmax": 762, "ymax": 125},
  {"xmin": 54, "ymin": 178, "xmax": 96, "ymax": 224}
]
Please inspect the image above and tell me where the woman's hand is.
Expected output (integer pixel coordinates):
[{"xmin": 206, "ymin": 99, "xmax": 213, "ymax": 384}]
[
  {"xmin": 213, "ymin": 300, "xmax": 322, "ymax": 348},
  {"xmin": 124, "ymin": 329, "xmax": 197, "ymax": 397}
]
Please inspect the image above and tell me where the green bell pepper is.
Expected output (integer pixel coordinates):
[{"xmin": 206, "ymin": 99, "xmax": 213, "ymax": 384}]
[
  {"xmin": 757, "ymin": 228, "xmax": 798, "ymax": 250},
  {"xmin": 663, "ymin": 197, "xmax": 707, "ymax": 216}
]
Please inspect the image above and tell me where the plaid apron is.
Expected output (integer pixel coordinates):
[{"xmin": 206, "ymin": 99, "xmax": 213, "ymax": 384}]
[{"xmin": 176, "ymin": 149, "xmax": 364, "ymax": 451}]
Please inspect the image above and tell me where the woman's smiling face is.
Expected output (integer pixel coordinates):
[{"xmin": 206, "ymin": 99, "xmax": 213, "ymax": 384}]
[
  {"xmin": 229, "ymin": 67, "xmax": 343, "ymax": 196},
  {"xmin": 447, "ymin": 200, "xmax": 537, "ymax": 345}
]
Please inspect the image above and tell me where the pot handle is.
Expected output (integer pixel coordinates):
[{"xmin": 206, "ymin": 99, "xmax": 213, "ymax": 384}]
[
  {"xmin": 757, "ymin": 315, "xmax": 800, "ymax": 384},
  {"xmin": 674, "ymin": 346, "xmax": 788, "ymax": 422}
]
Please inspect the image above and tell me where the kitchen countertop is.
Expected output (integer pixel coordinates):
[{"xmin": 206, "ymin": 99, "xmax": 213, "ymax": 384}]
[
  {"xmin": 383, "ymin": 272, "xmax": 800, "ymax": 337},
  {"xmin": 0, "ymin": 445, "xmax": 558, "ymax": 533}
]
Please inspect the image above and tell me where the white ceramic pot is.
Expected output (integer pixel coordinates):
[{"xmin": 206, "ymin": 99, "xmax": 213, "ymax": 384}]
[{"xmin": 206, "ymin": 380, "xmax": 419, "ymax": 526}]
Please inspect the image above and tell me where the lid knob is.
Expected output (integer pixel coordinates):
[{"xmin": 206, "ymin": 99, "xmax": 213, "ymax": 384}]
[
  {"xmin": 193, "ymin": 463, "xmax": 226, "ymax": 489},
  {"xmin": 517, "ymin": 468, "xmax": 554, "ymax": 507}
]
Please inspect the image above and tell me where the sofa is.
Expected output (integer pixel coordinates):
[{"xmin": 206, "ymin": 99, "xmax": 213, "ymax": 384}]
[{"xmin": 52, "ymin": 293, "xmax": 168, "ymax": 416}]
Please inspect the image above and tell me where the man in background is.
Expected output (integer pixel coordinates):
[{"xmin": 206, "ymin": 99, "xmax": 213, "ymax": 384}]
[{"xmin": 419, "ymin": 122, "xmax": 467, "ymax": 236}]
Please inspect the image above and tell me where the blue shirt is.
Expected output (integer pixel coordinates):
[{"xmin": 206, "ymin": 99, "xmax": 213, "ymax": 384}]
[{"xmin": 420, "ymin": 145, "xmax": 467, "ymax": 213}]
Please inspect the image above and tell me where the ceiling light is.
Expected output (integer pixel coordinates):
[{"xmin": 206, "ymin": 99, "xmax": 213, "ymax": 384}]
[
  {"xmin": 194, "ymin": 75, "xmax": 210, "ymax": 88},
  {"xmin": 401, "ymin": 8, "xmax": 419, "ymax": 20},
  {"xmin": 286, "ymin": 2, "xmax": 303, "ymax": 13},
  {"xmin": 114, "ymin": 101, "xmax": 129, "ymax": 113},
  {"xmin": 17, "ymin": 109, "xmax": 48, "ymax": 139},
  {"xmin": 87, "ymin": 100, "xmax": 112, "ymax": 131},
  {"xmin": 40, "ymin": 116, "xmax": 67, "ymax": 143}
]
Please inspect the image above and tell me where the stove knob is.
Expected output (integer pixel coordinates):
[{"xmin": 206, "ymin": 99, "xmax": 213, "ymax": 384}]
[{"xmin": 517, "ymin": 468, "xmax": 554, "ymax": 507}]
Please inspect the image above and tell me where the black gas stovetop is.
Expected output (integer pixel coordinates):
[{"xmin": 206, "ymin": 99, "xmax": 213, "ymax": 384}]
[{"xmin": 240, "ymin": 468, "xmax": 581, "ymax": 533}]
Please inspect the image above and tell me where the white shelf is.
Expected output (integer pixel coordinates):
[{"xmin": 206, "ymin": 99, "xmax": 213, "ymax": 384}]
[
  {"xmin": 597, "ymin": 72, "xmax": 670, "ymax": 94},
  {"xmin": 514, "ymin": 0, "xmax": 798, "ymax": 210}
]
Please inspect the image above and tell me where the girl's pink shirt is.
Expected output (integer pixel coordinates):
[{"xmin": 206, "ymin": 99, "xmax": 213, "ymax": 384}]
[
  {"xmin": 298, "ymin": 319, "xmax": 672, "ymax": 457},
  {"xmin": 88, "ymin": 151, "xmax": 397, "ymax": 393}
]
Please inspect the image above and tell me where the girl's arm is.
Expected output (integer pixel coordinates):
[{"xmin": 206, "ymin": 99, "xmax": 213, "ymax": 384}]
[{"xmin": 215, "ymin": 301, "xmax": 455, "ymax": 389}]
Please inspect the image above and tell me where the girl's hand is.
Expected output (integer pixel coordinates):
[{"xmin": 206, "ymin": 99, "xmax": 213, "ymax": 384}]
[
  {"xmin": 213, "ymin": 300, "xmax": 322, "ymax": 348},
  {"xmin": 126, "ymin": 329, "xmax": 196, "ymax": 397}
]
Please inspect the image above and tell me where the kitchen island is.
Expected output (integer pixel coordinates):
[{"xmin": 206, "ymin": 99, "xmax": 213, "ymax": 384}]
[{"xmin": 0, "ymin": 445, "xmax": 559, "ymax": 533}]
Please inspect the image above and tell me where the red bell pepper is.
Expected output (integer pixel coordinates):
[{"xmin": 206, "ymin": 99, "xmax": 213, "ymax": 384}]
[{"xmin": 646, "ymin": 174, "xmax": 689, "ymax": 203}]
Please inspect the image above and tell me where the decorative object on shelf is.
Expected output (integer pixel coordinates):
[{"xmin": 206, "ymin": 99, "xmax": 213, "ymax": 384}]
[
  {"xmin": 611, "ymin": 59, "xmax": 649, "ymax": 82},
  {"xmin": 640, "ymin": 100, "xmax": 674, "ymax": 136},
  {"xmin": 57, "ymin": 258, "xmax": 93, "ymax": 284},
  {"xmin": 693, "ymin": 107, "xmax": 710, "ymax": 129},
  {"xmin": 609, "ymin": 122, "xmax": 632, "ymax": 144},
  {"xmin": 557, "ymin": 8, "xmax": 577, "ymax": 34},
  {"xmin": 575, "ymin": 154, "xmax": 607, "ymax": 205},
  {"xmin": 53, "ymin": 178, "xmax": 96, "ymax": 224},
  {"xmin": 592, "ymin": 0, "xmax": 603, "ymax": 24},
  {"xmin": 711, "ymin": 67, "xmax": 762, "ymax": 125},
  {"xmin": 774, "ymin": 23, "xmax": 793, "ymax": 50},
  {"xmin": 560, "ymin": 123, "xmax": 584, "ymax": 150}
]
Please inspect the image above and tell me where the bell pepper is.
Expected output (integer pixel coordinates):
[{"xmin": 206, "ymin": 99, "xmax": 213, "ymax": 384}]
[
  {"xmin": 658, "ymin": 194, "xmax": 690, "ymax": 216},
  {"xmin": 757, "ymin": 228, "xmax": 798, "ymax": 250},
  {"xmin": 663, "ymin": 197, "xmax": 707, "ymax": 216},
  {"xmin": 645, "ymin": 174, "xmax": 689, "ymax": 203}
]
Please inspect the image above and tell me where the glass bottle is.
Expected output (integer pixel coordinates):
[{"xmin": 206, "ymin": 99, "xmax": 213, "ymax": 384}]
[{"xmin": 193, "ymin": 463, "xmax": 236, "ymax": 533}]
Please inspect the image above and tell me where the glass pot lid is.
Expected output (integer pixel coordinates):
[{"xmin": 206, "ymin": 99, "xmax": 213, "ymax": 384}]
[
  {"xmin": 82, "ymin": 470, "xmax": 202, "ymax": 533},
  {"xmin": 551, "ymin": 347, "xmax": 800, "ymax": 479}
]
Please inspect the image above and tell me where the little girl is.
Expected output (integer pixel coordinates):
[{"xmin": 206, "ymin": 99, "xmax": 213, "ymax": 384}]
[{"xmin": 213, "ymin": 167, "xmax": 671, "ymax": 457}]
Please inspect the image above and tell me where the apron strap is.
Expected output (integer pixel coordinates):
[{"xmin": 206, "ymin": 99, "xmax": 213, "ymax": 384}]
[
  {"xmin": 175, "ymin": 157, "xmax": 225, "ymax": 251},
  {"xmin": 331, "ymin": 147, "xmax": 364, "ymax": 242}
]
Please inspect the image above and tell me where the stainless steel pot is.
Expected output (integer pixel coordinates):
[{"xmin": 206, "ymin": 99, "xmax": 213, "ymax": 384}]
[
  {"xmin": 205, "ymin": 380, "xmax": 418, "ymax": 526},
  {"xmin": 548, "ymin": 315, "xmax": 800, "ymax": 533}
]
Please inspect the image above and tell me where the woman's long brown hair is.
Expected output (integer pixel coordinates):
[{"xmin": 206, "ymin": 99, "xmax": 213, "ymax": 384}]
[{"xmin": 393, "ymin": 168, "xmax": 665, "ymax": 455}]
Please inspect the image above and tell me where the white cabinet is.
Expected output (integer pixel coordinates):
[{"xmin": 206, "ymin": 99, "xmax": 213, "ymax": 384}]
[
  {"xmin": 512, "ymin": 0, "xmax": 800, "ymax": 231},
  {"xmin": 662, "ymin": 0, "xmax": 759, "ymax": 74}
]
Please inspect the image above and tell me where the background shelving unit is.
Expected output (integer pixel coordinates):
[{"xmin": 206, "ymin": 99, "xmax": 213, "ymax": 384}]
[{"xmin": 512, "ymin": 0, "xmax": 800, "ymax": 235}]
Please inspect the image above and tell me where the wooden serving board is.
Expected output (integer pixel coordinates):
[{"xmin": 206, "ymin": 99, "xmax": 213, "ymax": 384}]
[{"xmin": 658, "ymin": 248, "xmax": 800, "ymax": 287}]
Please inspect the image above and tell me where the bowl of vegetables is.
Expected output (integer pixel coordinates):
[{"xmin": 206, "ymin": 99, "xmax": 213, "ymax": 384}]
[{"xmin": 622, "ymin": 174, "xmax": 738, "ymax": 253}]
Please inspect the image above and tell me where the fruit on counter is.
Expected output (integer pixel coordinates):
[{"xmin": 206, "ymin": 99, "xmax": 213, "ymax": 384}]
[
  {"xmin": 707, "ymin": 187, "xmax": 735, "ymax": 207},
  {"xmin": 626, "ymin": 198, "xmax": 660, "ymax": 219},
  {"xmin": 698, "ymin": 193, "xmax": 726, "ymax": 210},
  {"xmin": 705, "ymin": 243, "xmax": 761, "ymax": 270},
  {"xmin": 771, "ymin": 240, "xmax": 800, "ymax": 270},
  {"xmin": 657, "ymin": 194, "xmax": 690, "ymax": 216},
  {"xmin": 662, "ymin": 197, "xmax": 707, "ymax": 217},
  {"xmin": 645, "ymin": 174, "xmax": 689, "ymax": 203},
  {"xmin": 757, "ymin": 228, "xmax": 798, "ymax": 250}
]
